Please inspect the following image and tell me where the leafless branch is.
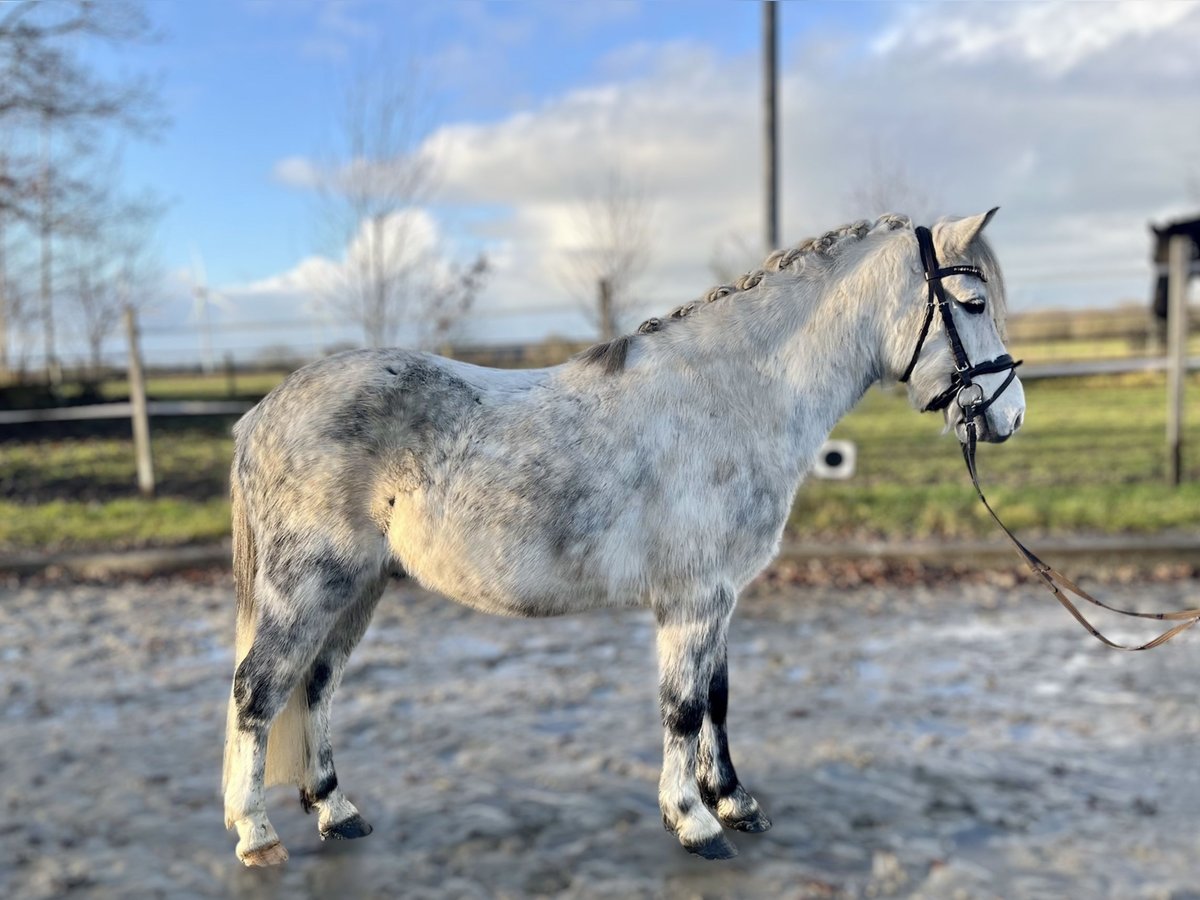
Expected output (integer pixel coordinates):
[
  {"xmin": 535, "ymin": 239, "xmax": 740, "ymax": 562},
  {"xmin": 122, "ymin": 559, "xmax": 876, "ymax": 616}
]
[
  {"xmin": 560, "ymin": 168, "xmax": 656, "ymax": 340},
  {"xmin": 310, "ymin": 50, "xmax": 482, "ymax": 349},
  {"xmin": 848, "ymin": 142, "xmax": 940, "ymax": 224}
]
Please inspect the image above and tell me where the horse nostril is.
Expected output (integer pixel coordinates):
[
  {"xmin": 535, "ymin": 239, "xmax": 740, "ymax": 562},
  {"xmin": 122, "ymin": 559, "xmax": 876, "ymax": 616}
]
[{"xmin": 1012, "ymin": 411, "xmax": 1024, "ymax": 432}]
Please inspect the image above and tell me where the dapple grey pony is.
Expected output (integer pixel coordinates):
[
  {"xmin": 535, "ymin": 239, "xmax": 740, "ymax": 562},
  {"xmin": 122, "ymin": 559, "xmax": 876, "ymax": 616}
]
[{"xmin": 223, "ymin": 210, "xmax": 1026, "ymax": 865}]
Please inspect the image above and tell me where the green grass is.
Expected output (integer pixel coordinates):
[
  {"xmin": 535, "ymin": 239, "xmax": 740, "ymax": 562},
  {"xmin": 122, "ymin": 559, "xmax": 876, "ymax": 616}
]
[
  {"xmin": 0, "ymin": 497, "xmax": 230, "ymax": 554},
  {"xmin": 2, "ymin": 429, "xmax": 233, "ymax": 503},
  {"xmin": 2, "ymin": 373, "xmax": 1197, "ymax": 553},
  {"xmin": 1009, "ymin": 333, "xmax": 1200, "ymax": 363},
  {"xmin": 96, "ymin": 370, "xmax": 289, "ymax": 401},
  {"xmin": 794, "ymin": 372, "xmax": 1200, "ymax": 538},
  {"xmin": 0, "ymin": 426, "xmax": 236, "ymax": 553}
]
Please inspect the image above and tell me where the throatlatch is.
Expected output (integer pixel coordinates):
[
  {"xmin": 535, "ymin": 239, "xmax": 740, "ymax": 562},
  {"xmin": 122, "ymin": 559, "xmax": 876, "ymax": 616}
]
[{"xmin": 907, "ymin": 224, "xmax": 1200, "ymax": 651}]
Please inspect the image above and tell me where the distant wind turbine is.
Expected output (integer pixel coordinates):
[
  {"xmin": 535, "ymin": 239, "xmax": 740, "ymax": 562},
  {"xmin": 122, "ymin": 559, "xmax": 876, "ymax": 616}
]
[{"xmin": 188, "ymin": 248, "xmax": 234, "ymax": 373}]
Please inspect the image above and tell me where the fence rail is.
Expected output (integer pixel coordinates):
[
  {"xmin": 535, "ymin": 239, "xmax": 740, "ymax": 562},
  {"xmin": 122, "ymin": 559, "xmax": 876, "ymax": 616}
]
[
  {"xmin": 0, "ymin": 400, "xmax": 254, "ymax": 426},
  {"xmin": 0, "ymin": 357, "xmax": 1196, "ymax": 426}
]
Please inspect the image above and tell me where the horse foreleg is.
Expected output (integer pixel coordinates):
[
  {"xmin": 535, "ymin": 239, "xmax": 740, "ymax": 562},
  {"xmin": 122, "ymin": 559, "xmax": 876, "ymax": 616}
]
[
  {"xmin": 298, "ymin": 576, "xmax": 387, "ymax": 841},
  {"xmin": 654, "ymin": 586, "xmax": 737, "ymax": 860},
  {"xmin": 697, "ymin": 646, "xmax": 772, "ymax": 833}
]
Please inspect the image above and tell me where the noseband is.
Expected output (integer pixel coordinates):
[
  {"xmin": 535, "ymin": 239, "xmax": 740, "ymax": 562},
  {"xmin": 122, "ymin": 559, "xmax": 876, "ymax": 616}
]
[{"xmin": 900, "ymin": 226, "xmax": 1200, "ymax": 651}]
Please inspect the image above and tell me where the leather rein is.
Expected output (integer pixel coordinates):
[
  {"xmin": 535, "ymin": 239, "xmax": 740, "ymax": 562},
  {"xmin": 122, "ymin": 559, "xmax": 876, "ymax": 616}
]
[{"xmin": 901, "ymin": 225, "xmax": 1200, "ymax": 651}]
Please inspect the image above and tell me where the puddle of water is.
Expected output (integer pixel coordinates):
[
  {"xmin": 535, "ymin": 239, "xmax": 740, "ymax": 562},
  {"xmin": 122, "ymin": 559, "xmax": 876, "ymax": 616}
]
[
  {"xmin": 857, "ymin": 660, "xmax": 887, "ymax": 682},
  {"xmin": 439, "ymin": 635, "xmax": 503, "ymax": 661},
  {"xmin": 910, "ymin": 717, "xmax": 969, "ymax": 739}
]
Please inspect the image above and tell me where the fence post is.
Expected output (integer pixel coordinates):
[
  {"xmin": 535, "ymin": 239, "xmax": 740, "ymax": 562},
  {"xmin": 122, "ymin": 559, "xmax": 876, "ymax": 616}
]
[
  {"xmin": 123, "ymin": 304, "xmax": 155, "ymax": 497},
  {"xmin": 1166, "ymin": 235, "xmax": 1189, "ymax": 486}
]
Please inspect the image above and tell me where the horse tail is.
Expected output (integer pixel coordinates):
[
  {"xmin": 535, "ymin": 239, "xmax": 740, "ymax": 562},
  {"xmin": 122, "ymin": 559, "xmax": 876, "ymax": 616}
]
[
  {"xmin": 223, "ymin": 472, "xmax": 312, "ymax": 795},
  {"xmin": 230, "ymin": 473, "xmax": 257, "ymax": 674},
  {"xmin": 223, "ymin": 474, "xmax": 257, "ymax": 794}
]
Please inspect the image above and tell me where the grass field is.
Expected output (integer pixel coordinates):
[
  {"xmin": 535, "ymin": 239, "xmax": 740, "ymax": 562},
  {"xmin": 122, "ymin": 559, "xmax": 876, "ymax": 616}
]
[{"xmin": 2, "ymin": 371, "xmax": 1197, "ymax": 554}]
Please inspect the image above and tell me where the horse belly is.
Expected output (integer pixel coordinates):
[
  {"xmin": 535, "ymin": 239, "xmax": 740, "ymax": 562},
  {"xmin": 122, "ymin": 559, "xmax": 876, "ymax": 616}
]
[{"xmin": 386, "ymin": 497, "xmax": 637, "ymax": 618}]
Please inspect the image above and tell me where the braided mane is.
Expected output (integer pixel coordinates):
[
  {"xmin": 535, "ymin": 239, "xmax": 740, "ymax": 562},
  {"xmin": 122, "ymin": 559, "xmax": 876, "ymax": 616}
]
[{"xmin": 579, "ymin": 213, "xmax": 912, "ymax": 374}]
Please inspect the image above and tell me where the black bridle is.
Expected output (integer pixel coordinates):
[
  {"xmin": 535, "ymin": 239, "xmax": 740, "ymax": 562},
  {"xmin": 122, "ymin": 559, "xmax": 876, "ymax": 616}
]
[
  {"xmin": 902, "ymin": 224, "xmax": 1200, "ymax": 651},
  {"xmin": 899, "ymin": 225, "xmax": 1021, "ymax": 422}
]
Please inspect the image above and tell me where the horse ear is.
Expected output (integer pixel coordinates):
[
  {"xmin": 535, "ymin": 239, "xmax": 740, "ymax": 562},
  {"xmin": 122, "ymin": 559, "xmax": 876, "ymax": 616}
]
[{"xmin": 935, "ymin": 207, "xmax": 999, "ymax": 254}]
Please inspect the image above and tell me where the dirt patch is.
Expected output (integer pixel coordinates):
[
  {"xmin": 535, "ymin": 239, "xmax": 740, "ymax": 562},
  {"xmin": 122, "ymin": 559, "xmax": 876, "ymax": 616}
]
[{"xmin": 2, "ymin": 573, "xmax": 1200, "ymax": 898}]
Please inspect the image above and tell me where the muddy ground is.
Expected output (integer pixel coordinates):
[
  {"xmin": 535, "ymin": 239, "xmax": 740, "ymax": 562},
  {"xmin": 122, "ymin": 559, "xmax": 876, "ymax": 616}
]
[{"xmin": 3, "ymin": 571, "xmax": 1200, "ymax": 899}]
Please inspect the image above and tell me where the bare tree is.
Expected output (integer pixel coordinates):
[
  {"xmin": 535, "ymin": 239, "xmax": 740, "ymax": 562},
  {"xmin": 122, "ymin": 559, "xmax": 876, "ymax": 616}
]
[
  {"xmin": 66, "ymin": 191, "xmax": 162, "ymax": 375},
  {"xmin": 708, "ymin": 231, "xmax": 761, "ymax": 286},
  {"xmin": 848, "ymin": 142, "xmax": 940, "ymax": 223},
  {"xmin": 0, "ymin": 215, "xmax": 36, "ymax": 379},
  {"xmin": 417, "ymin": 255, "xmax": 489, "ymax": 353},
  {"xmin": 0, "ymin": 0, "xmax": 162, "ymax": 378},
  {"xmin": 0, "ymin": 142, "xmax": 46, "ymax": 380},
  {"xmin": 311, "ymin": 55, "xmax": 485, "ymax": 350},
  {"xmin": 561, "ymin": 169, "xmax": 656, "ymax": 340}
]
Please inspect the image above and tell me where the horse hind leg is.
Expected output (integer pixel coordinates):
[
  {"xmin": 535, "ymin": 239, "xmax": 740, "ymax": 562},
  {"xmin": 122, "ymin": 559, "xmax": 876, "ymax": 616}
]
[
  {"xmin": 297, "ymin": 574, "xmax": 387, "ymax": 842},
  {"xmin": 223, "ymin": 543, "xmax": 383, "ymax": 866}
]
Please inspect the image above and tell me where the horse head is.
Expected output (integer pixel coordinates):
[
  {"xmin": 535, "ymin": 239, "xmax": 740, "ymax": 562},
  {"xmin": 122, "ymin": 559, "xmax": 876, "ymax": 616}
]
[{"xmin": 894, "ymin": 209, "xmax": 1026, "ymax": 445}]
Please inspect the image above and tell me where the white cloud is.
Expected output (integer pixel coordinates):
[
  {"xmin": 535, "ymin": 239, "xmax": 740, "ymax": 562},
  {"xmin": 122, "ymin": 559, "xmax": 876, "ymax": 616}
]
[
  {"xmin": 196, "ymin": 208, "xmax": 484, "ymax": 351},
  {"xmin": 271, "ymin": 155, "xmax": 323, "ymax": 189},
  {"xmin": 251, "ymin": 0, "xmax": 1200, "ymax": 349},
  {"xmin": 232, "ymin": 207, "xmax": 442, "ymax": 299},
  {"xmin": 873, "ymin": 0, "xmax": 1197, "ymax": 77}
]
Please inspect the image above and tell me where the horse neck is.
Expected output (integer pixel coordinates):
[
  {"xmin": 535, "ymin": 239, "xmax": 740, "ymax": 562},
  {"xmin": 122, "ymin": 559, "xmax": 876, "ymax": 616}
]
[{"xmin": 660, "ymin": 259, "xmax": 894, "ymax": 461}]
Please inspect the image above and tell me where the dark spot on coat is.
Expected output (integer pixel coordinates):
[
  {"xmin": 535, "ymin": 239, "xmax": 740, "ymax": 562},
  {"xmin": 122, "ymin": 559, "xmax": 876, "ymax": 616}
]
[
  {"xmin": 311, "ymin": 771, "xmax": 338, "ymax": 804},
  {"xmin": 733, "ymin": 485, "xmax": 787, "ymax": 542},
  {"xmin": 323, "ymin": 361, "xmax": 480, "ymax": 447},
  {"xmin": 661, "ymin": 688, "xmax": 706, "ymax": 736},
  {"xmin": 234, "ymin": 649, "xmax": 279, "ymax": 730},
  {"xmin": 710, "ymin": 459, "xmax": 737, "ymax": 485},
  {"xmin": 317, "ymin": 557, "xmax": 359, "ymax": 601},
  {"xmin": 708, "ymin": 659, "xmax": 729, "ymax": 726},
  {"xmin": 306, "ymin": 659, "xmax": 333, "ymax": 707}
]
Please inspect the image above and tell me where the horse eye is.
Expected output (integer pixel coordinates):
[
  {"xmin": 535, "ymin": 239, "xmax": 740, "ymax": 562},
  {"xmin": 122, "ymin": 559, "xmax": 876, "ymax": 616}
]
[{"xmin": 958, "ymin": 296, "xmax": 986, "ymax": 314}]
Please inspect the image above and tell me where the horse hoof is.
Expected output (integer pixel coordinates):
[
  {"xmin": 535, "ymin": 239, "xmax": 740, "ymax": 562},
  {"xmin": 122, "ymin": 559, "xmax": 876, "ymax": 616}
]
[
  {"xmin": 320, "ymin": 813, "xmax": 373, "ymax": 841},
  {"xmin": 238, "ymin": 841, "xmax": 289, "ymax": 867},
  {"xmin": 683, "ymin": 832, "xmax": 738, "ymax": 860},
  {"xmin": 725, "ymin": 809, "xmax": 772, "ymax": 833}
]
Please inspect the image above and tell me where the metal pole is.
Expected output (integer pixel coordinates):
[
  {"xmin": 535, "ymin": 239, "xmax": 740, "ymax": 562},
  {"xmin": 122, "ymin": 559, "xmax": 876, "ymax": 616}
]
[
  {"xmin": 1166, "ymin": 235, "xmax": 1188, "ymax": 486},
  {"xmin": 124, "ymin": 304, "xmax": 156, "ymax": 497},
  {"xmin": 763, "ymin": 0, "xmax": 779, "ymax": 253},
  {"xmin": 598, "ymin": 278, "xmax": 615, "ymax": 341}
]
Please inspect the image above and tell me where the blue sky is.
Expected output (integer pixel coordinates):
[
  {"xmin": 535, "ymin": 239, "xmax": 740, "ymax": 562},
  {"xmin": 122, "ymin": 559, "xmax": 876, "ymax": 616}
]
[
  {"xmin": 133, "ymin": 1, "xmax": 879, "ymax": 284},
  {"xmin": 77, "ymin": 0, "xmax": 1200, "ymax": 362}
]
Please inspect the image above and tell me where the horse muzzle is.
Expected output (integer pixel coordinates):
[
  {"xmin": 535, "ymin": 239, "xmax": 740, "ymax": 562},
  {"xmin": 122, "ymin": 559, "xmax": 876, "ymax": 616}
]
[{"xmin": 950, "ymin": 376, "xmax": 1026, "ymax": 445}]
